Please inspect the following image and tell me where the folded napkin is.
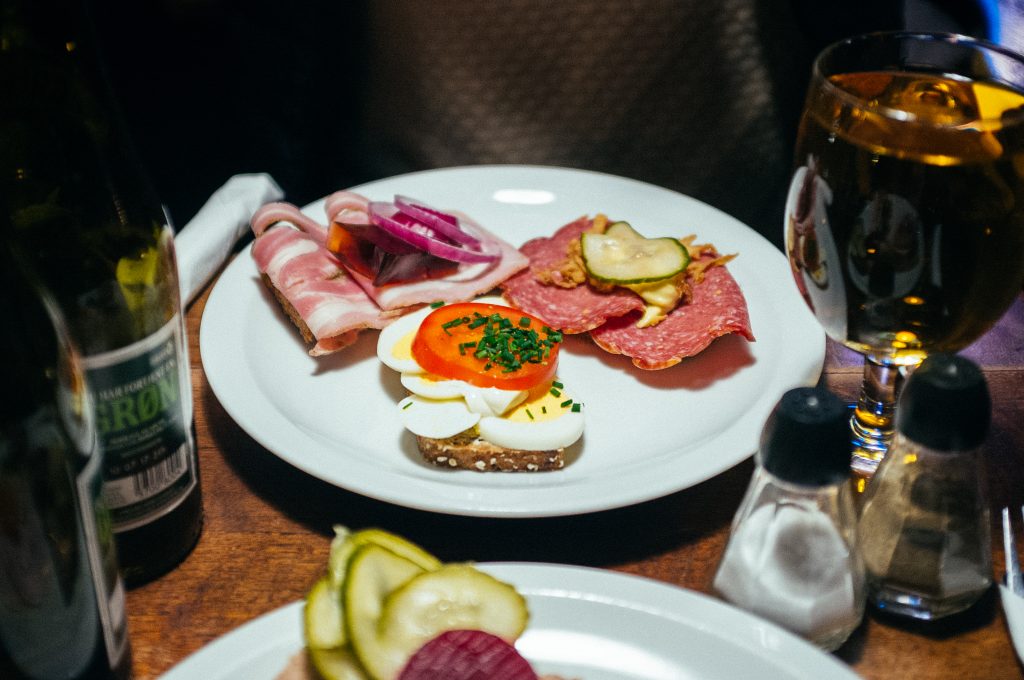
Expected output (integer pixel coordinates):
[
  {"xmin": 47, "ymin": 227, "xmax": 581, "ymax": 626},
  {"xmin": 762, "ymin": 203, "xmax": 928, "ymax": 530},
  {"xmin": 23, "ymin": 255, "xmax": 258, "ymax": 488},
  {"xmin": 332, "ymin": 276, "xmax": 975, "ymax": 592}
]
[
  {"xmin": 174, "ymin": 173, "xmax": 283, "ymax": 306},
  {"xmin": 1001, "ymin": 585, "xmax": 1024, "ymax": 662}
]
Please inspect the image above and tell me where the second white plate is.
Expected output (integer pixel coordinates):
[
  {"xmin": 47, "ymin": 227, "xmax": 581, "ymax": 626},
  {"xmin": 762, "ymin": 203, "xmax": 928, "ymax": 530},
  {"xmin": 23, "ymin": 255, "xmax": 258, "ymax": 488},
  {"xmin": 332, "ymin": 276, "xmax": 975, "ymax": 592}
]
[
  {"xmin": 157, "ymin": 563, "xmax": 859, "ymax": 680},
  {"xmin": 199, "ymin": 165, "xmax": 824, "ymax": 517}
]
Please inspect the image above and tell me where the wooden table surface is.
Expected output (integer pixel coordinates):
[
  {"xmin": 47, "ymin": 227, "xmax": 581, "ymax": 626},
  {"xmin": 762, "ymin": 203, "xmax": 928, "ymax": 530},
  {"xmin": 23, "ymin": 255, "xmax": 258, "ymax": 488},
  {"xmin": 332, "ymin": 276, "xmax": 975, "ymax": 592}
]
[{"xmin": 125, "ymin": 283, "xmax": 1024, "ymax": 680}]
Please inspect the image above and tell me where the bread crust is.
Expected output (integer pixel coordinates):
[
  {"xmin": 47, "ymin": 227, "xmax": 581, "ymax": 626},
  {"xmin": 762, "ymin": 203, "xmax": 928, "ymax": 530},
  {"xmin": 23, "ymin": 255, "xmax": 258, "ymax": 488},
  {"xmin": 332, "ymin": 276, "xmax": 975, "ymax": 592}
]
[
  {"xmin": 261, "ymin": 272, "xmax": 315, "ymax": 344},
  {"xmin": 416, "ymin": 430, "xmax": 564, "ymax": 472}
]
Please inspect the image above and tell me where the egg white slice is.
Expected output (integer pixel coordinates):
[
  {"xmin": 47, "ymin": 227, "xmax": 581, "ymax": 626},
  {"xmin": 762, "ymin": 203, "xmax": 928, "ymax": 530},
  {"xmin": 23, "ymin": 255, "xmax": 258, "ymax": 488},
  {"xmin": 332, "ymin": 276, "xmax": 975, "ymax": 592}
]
[
  {"xmin": 398, "ymin": 395, "xmax": 481, "ymax": 440},
  {"xmin": 477, "ymin": 383, "xmax": 585, "ymax": 451},
  {"xmin": 376, "ymin": 305, "xmax": 435, "ymax": 373},
  {"xmin": 479, "ymin": 411, "xmax": 584, "ymax": 451},
  {"xmin": 400, "ymin": 373, "xmax": 526, "ymax": 417}
]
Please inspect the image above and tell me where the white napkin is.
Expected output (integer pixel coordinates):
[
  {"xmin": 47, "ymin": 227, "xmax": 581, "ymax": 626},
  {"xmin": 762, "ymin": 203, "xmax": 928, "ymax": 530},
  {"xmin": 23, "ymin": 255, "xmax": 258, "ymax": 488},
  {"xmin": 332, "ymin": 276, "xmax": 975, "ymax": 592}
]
[
  {"xmin": 1001, "ymin": 585, "xmax": 1024, "ymax": 662},
  {"xmin": 174, "ymin": 173, "xmax": 283, "ymax": 306}
]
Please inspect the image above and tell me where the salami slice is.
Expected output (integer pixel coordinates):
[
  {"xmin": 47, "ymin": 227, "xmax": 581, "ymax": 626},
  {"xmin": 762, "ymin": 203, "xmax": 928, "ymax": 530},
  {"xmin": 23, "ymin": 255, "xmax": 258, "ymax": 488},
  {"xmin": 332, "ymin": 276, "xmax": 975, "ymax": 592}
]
[
  {"xmin": 500, "ymin": 216, "xmax": 643, "ymax": 332},
  {"xmin": 589, "ymin": 261, "xmax": 755, "ymax": 370}
]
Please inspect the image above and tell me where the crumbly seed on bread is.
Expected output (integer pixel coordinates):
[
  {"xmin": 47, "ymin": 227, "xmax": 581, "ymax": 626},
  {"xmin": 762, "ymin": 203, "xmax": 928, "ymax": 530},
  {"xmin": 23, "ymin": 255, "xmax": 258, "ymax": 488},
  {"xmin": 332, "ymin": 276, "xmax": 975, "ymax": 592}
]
[{"xmin": 416, "ymin": 429, "xmax": 564, "ymax": 472}]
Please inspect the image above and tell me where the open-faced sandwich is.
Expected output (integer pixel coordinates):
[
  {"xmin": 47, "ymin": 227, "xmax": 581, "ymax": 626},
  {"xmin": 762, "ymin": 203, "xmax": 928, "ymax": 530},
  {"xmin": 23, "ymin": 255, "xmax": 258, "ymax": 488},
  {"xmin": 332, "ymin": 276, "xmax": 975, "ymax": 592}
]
[
  {"xmin": 376, "ymin": 296, "xmax": 584, "ymax": 472},
  {"xmin": 501, "ymin": 214, "xmax": 754, "ymax": 369},
  {"xmin": 276, "ymin": 527, "xmax": 572, "ymax": 680},
  {"xmin": 250, "ymin": 193, "xmax": 529, "ymax": 355}
]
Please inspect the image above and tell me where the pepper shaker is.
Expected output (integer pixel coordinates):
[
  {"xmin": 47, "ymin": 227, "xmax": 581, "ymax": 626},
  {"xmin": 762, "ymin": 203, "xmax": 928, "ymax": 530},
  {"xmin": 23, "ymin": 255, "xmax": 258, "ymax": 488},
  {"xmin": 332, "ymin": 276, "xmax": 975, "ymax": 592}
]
[
  {"xmin": 858, "ymin": 353, "xmax": 992, "ymax": 620},
  {"xmin": 713, "ymin": 386, "xmax": 865, "ymax": 651}
]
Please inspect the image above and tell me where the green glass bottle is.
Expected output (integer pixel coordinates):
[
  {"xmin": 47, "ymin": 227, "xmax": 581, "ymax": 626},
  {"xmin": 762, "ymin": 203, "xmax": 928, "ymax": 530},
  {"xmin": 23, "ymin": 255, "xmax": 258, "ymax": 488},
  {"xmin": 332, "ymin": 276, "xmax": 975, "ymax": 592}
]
[
  {"xmin": 0, "ymin": 242, "xmax": 133, "ymax": 679},
  {"xmin": 0, "ymin": 0, "xmax": 202, "ymax": 586}
]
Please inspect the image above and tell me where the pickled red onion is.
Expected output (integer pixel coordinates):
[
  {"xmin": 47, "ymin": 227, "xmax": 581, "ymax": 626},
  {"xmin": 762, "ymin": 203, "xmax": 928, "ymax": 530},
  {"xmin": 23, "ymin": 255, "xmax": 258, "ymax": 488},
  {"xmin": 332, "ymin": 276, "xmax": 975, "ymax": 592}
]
[
  {"xmin": 394, "ymin": 195, "xmax": 482, "ymax": 248},
  {"xmin": 368, "ymin": 202, "xmax": 498, "ymax": 264}
]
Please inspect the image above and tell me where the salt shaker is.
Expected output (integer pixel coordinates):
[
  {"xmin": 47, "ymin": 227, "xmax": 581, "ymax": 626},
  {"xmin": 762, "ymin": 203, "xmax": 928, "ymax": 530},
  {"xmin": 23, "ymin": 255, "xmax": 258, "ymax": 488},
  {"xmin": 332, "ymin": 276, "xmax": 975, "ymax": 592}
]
[
  {"xmin": 713, "ymin": 386, "xmax": 865, "ymax": 651},
  {"xmin": 858, "ymin": 353, "xmax": 992, "ymax": 620}
]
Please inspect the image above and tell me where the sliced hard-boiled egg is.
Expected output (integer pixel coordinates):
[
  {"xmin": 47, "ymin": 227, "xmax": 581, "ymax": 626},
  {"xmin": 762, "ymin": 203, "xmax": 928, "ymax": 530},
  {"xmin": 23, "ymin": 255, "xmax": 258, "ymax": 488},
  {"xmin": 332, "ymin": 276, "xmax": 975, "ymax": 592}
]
[
  {"xmin": 377, "ymin": 305, "xmax": 435, "ymax": 374},
  {"xmin": 400, "ymin": 373, "xmax": 525, "ymax": 417},
  {"xmin": 380, "ymin": 296, "xmax": 583, "ymax": 453},
  {"xmin": 479, "ymin": 382, "xmax": 584, "ymax": 450},
  {"xmin": 398, "ymin": 395, "xmax": 480, "ymax": 440}
]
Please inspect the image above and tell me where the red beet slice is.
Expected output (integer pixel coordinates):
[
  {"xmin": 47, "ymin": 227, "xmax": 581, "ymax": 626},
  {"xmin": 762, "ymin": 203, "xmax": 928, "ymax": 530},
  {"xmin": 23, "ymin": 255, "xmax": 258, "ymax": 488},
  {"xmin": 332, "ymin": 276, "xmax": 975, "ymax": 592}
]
[{"xmin": 397, "ymin": 630, "xmax": 538, "ymax": 680}]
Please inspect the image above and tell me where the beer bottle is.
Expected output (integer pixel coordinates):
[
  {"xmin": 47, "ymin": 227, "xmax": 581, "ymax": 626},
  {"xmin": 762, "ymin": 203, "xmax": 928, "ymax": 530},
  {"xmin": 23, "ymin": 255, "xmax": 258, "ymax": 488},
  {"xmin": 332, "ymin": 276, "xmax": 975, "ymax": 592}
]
[
  {"xmin": 0, "ymin": 0, "xmax": 203, "ymax": 586},
  {"xmin": 0, "ymin": 242, "xmax": 133, "ymax": 679}
]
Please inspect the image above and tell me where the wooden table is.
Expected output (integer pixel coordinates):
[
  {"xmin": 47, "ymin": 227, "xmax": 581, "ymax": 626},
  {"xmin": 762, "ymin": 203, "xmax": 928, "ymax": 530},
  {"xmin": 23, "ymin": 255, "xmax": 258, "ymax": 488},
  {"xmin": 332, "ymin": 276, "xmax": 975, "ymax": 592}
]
[{"xmin": 126, "ymin": 286, "xmax": 1024, "ymax": 680}]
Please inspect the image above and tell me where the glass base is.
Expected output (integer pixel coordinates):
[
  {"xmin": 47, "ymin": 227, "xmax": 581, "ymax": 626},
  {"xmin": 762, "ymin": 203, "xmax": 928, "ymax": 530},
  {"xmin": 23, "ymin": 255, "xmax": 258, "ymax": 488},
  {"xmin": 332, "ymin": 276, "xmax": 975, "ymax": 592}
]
[{"xmin": 869, "ymin": 585, "xmax": 984, "ymax": 620}]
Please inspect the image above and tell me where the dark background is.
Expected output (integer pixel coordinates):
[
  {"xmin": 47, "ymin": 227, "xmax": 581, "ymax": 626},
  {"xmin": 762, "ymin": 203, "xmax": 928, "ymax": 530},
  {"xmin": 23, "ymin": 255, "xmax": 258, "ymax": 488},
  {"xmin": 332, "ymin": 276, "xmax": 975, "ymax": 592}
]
[{"xmin": 90, "ymin": 1, "xmax": 988, "ymax": 249}]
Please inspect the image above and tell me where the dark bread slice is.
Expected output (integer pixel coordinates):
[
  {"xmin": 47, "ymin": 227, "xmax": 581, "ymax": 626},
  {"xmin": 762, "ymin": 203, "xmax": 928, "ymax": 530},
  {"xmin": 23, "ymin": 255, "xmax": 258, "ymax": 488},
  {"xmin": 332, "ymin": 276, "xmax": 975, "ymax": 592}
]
[
  {"xmin": 416, "ymin": 429, "xmax": 564, "ymax": 472},
  {"xmin": 260, "ymin": 272, "xmax": 359, "ymax": 354},
  {"xmin": 261, "ymin": 272, "xmax": 315, "ymax": 344}
]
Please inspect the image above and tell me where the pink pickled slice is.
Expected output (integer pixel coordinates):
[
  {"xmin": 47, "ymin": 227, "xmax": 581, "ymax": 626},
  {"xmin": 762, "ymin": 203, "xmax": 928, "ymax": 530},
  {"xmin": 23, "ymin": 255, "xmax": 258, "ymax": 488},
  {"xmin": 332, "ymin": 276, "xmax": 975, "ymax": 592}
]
[
  {"xmin": 394, "ymin": 195, "xmax": 483, "ymax": 248},
  {"xmin": 368, "ymin": 202, "xmax": 497, "ymax": 264},
  {"xmin": 398, "ymin": 630, "xmax": 538, "ymax": 680}
]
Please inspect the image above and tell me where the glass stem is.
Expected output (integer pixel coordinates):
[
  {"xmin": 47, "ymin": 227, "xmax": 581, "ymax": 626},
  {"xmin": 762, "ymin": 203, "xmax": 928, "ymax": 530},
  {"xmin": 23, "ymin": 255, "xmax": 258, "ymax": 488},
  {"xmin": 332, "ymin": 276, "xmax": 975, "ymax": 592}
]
[{"xmin": 850, "ymin": 357, "xmax": 903, "ymax": 476}]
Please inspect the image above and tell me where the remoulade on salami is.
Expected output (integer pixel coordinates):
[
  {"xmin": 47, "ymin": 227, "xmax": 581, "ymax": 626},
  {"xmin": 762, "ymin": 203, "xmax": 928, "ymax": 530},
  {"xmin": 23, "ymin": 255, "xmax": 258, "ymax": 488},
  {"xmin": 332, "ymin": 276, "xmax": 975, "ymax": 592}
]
[{"xmin": 590, "ymin": 258, "xmax": 754, "ymax": 369}]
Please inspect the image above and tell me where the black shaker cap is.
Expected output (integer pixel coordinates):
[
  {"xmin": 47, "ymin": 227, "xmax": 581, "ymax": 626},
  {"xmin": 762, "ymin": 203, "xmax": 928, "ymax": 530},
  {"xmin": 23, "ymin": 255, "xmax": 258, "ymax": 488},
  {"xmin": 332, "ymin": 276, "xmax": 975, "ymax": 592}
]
[
  {"xmin": 896, "ymin": 353, "xmax": 990, "ymax": 451},
  {"xmin": 760, "ymin": 386, "xmax": 851, "ymax": 486}
]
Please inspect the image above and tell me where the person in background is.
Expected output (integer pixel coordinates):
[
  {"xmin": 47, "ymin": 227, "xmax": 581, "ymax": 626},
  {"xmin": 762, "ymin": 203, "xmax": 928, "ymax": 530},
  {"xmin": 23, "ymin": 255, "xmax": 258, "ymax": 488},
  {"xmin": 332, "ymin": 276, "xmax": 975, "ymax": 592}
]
[{"xmin": 93, "ymin": 1, "xmax": 998, "ymax": 250}]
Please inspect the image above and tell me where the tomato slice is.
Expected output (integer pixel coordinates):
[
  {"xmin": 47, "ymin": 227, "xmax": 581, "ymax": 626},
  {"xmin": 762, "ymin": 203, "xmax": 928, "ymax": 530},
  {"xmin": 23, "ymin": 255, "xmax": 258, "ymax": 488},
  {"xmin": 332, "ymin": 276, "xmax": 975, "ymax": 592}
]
[{"xmin": 411, "ymin": 303, "xmax": 562, "ymax": 390}]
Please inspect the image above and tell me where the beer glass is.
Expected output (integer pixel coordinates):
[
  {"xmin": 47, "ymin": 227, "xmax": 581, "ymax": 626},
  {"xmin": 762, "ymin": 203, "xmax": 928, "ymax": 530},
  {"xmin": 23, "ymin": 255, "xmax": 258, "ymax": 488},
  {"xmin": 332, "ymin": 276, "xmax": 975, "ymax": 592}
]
[{"xmin": 785, "ymin": 32, "xmax": 1024, "ymax": 474}]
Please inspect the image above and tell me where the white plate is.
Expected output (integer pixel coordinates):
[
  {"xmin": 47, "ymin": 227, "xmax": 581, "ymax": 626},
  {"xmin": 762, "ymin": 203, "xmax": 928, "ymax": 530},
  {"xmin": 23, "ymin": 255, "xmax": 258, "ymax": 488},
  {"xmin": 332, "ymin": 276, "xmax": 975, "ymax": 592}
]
[
  {"xmin": 157, "ymin": 563, "xmax": 859, "ymax": 680},
  {"xmin": 200, "ymin": 165, "xmax": 824, "ymax": 517}
]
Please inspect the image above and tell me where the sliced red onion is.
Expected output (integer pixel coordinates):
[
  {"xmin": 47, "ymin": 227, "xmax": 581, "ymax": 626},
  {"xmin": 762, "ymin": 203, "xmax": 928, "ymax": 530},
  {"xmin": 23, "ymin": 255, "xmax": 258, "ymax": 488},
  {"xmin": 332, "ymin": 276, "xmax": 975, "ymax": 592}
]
[
  {"xmin": 394, "ymin": 195, "xmax": 482, "ymax": 248},
  {"xmin": 398, "ymin": 630, "xmax": 538, "ymax": 680},
  {"xmin": 368, "ymin": 202, "xmax": 498, "ymax": 264},
  {"xmin": 337, "ymin": 220, "xmax": 421, "ymax": 255}
]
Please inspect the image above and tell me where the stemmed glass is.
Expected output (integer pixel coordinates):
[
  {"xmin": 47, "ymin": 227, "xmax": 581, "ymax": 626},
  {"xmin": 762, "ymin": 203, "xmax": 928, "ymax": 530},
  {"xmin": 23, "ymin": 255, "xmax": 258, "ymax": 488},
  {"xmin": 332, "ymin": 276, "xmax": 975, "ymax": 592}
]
[{"xmin": 785, "ymin": 32, "xmax": 1024, "ymax": 475}]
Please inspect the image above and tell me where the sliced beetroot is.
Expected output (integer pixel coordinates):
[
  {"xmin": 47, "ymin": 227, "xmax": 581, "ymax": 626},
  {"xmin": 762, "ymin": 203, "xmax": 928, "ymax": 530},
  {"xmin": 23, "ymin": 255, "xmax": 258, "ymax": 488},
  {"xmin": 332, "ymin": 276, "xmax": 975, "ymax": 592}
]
[{"xmin": 397, "ymin": 629, "xmax": 538, "ymax": 680}]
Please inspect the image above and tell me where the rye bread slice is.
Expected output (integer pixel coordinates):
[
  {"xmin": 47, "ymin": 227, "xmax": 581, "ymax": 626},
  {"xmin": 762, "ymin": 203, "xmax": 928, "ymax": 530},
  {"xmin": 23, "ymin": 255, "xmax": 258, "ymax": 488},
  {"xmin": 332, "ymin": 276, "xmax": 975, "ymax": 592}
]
[{"xmin": 416, "ymin": 430, "xmax": 564, "ymax": 472}]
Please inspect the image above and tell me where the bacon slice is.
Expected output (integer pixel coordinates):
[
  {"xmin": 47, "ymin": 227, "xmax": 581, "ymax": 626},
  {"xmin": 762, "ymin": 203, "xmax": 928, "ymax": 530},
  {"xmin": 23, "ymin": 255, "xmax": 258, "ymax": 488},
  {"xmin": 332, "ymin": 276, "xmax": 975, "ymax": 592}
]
[
  {"xmin": 250, "ymin": 208, "xmax": 395, "ymax": 356},
  {"xmin": 589, "ymin": 258, "xmax": 755, "ymax": 369},
  {"xmin": 500, "ymin": 216, "xmax": 643, "ymax": 333},
  {"xmin": 324, "ymin": 193, "xmax": 529, "ymax": 311}
]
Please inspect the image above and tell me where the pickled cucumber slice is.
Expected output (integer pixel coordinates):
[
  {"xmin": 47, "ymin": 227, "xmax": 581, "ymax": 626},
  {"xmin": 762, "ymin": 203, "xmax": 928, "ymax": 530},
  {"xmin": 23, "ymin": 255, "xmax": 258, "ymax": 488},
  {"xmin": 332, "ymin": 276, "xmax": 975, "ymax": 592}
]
[
  {"xmin": 351, "ymin": 565, "xmax": 528, "ymax": 679},
  {"xmin": 305, "ymin": 576, "xmax": 346, "ymax": 649},
  {"xmin": 329, "ymin": 526, "xmax": 441, "ymax": 588},
  {"xmin": 344, "ymin": 545, "xmax": 430, "ymax": 680},
  {"xmin": 309, "ymin": 646, "xmax": 369, "ymax": 680},
  {"xmin": 581, "ymin": 221, "xmax": 690, "ymax": 285}
]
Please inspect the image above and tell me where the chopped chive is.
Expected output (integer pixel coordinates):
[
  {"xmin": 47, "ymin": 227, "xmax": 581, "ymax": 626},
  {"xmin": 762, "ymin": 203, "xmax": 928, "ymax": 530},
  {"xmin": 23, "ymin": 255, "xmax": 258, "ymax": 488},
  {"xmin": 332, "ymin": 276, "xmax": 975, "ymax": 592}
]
[
  {"xmin": 430, "ymin": 301, "xmax": 445, "ymax": 308},
  {"xmin": 549, "ymin": 387, "xmax": 561, "ymax": 397},
  {"xmin": 402, "ymin": 401, "xmax": 412, "ymax": 410},
  {"xmin": 542, "ymin": 406, "xmax": 547, "ymax": 414},
  {"xmin": 571, "ymin": 402, "xmax": 581, "ymax": 412},
  {"xmin": 560, "ymin": 399, "xmax": 573, "ymax": 408},
  {"xmin": 552, "ymin": 380, "xmax": 563, "ymax": 389},
  {"xmin": 526, "ymin": 408, "xmax": 534, "ymax": 420},
  {"xmin": 519, "ymin": 317, "xmax": 531, "ymax": 327}
]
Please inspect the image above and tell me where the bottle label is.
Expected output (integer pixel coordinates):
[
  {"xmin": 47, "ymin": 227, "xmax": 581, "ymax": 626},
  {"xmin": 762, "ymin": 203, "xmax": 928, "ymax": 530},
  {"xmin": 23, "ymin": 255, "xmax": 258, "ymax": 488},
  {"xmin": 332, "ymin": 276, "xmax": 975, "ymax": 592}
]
[
  {"xmin": 75, "ymin": 428, "xmax": 131, "ymax": 669},
  {"xmin": 82, "ymin": 313, "xmax": 198, "ymax": 532}
]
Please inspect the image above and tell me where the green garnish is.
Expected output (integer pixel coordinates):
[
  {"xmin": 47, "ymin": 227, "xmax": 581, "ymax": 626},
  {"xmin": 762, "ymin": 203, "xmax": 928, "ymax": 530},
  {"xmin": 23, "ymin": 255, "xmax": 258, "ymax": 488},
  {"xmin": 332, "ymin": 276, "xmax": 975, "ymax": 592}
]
[
  {"xmin": 467, "ymin": 311, "xmax": 562, "ymax": 374},
  {"xmin": 430, "ymin": 301, "xmax": 445, "ymax": 308},
  {"xmin": 571, "ymin": 402, "xmax": 581, "ymax": 412},
  {"xmin": 560, "ymin": 399, "xmax": 573, "ymax": 408},
  {"xmin": 552, "ymin": 381, "xmax": 563, "ymax": 389},
  {"xmin": 402, "ymin": 401, "xmax": 412, "ymax": 410},
  {"xmin": 526, "ymin": 408, "xmax": 535, "ymax": 420},
  {"xmin": 542, "ymin": 406, "xmax": 547, "ymax": 414},
  {"xmin": 549, "ymin": 387, "xmax": 561, "ymax": 397}
]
